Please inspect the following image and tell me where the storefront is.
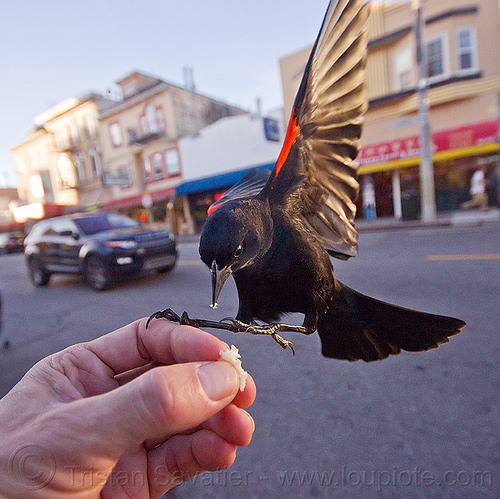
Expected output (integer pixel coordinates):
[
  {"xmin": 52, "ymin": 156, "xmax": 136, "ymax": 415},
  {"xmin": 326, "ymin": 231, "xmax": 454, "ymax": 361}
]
[
  {"xmin": 175, "ymin": 163, "xmax": 274, "ymax": 233},
  {"xmin": 99, "ymin": 187, "xmax": 176, "ymax": 225},
  {"xmin": 358, "ymin": 120, "xmax": 499, "ymax": 220}
]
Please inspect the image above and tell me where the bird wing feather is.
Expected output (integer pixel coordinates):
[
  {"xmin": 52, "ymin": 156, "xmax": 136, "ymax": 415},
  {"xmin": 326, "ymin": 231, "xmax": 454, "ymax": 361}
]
[
  {"xmin": 207, "ymin": 168, "xmax": 271, "ymax": 216},
  {"xmin": 264, "ymin": 0, "xmax": 370, "ymax": 259}
]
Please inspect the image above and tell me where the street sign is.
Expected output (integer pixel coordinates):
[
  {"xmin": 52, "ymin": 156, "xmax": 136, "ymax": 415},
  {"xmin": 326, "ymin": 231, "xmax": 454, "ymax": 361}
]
[{"xmin": 103, "ymin": 169, "xmax": 131, "ymax": 187}]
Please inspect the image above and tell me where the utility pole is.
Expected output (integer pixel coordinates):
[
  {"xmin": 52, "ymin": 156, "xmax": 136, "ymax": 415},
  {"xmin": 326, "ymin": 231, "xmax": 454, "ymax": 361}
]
[{"xmin": 413, "ymin": 0, "xmax": 436, "ymax": 221}]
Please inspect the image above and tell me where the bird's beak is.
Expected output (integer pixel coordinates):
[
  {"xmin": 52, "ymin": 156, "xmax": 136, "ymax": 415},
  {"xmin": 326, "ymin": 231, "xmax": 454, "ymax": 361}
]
[{"xmin": 211, "ymin": 260, "xmax": 232, "ymax": 309}]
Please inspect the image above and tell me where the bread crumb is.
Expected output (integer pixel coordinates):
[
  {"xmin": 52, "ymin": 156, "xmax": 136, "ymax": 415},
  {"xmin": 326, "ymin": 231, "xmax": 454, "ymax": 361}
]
[{"xmin": 219, "ymin": 345, "xmax": 248, "ymax": 391}]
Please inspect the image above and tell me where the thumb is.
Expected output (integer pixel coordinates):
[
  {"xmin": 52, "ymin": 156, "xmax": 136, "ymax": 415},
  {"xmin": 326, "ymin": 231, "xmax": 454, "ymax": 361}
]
[{"xmin": 82, "ymin": 361, "xmax": 241, "ymax": 453}]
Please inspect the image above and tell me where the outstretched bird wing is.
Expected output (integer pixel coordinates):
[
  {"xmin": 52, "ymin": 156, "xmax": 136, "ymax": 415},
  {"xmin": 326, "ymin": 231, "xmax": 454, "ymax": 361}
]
[
  {"xmin": 207, "ymin": 168, "xmax": 271, "ymax": 216},
  {"xmin": 264, "ymin": 0, "xmax": 370, "ymax": 259}
]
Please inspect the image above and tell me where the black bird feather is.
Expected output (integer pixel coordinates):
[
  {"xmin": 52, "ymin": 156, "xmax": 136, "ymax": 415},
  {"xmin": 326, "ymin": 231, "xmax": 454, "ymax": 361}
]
[{"xmin": 152, "ymin": 0, "xmax": 466, "ymax": 360}]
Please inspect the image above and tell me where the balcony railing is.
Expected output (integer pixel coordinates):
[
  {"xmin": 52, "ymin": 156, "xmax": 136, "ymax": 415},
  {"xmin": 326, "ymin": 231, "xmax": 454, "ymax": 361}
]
[
  {"xmin": 54, "ymin": 136, "xmax": 80, "ymax": 153},
  {"xmin": 127, "ymin": 128, "xmax": 165, "ymax": 145}
]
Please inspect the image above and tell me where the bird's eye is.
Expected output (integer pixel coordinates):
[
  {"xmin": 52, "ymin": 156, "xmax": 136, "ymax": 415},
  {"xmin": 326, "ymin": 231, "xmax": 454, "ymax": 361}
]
[{"xmin": 234, "ymin": 244, "xmax": 243, "ymax": 258}]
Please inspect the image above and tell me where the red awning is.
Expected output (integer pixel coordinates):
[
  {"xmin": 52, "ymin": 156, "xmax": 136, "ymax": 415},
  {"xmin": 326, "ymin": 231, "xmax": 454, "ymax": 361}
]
[{"xmin": 99, "ymin": 187, "xmax": 175, "ymax": 211}]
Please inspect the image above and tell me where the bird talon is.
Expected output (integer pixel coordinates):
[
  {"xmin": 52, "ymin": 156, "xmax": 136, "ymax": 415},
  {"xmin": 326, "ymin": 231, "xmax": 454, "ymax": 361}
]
[
  {"xmin": 180, "ymin": 311, "xmax": 191, "ymax": 325},
  {"xmin": 146, "ymin": 312, "xmax": 158, "ymax": 329},
  {"xmin": 146, "ymin": 308, "xmax": 181, "ymax": 328},
  {"xmin": 271, "ymin": 333, "xmax": 296, "ymax": 356}
]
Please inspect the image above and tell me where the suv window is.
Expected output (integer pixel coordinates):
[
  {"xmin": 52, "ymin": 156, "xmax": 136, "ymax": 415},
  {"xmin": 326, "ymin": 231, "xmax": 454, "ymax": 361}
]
[
  {"xmin": 42, "ymin": 219, "xmax": 78, "ymax": 237},
  {"xmin": 27, "ymin": 222, "xmax": 49, "ymax": 239},
  {"xmin": 73, "ymin": 214, "xmax": 138, "ymax": 236}
]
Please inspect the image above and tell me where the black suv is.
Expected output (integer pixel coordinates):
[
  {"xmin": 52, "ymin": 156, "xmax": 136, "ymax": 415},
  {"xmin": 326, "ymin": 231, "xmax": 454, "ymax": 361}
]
[
  {"xmin": 24, "ymin": 212, "xmax": 177, "ymax": 290},
  {"xmin": 0, "ymin": 232, "xmax": 25, "ymax": 254}
]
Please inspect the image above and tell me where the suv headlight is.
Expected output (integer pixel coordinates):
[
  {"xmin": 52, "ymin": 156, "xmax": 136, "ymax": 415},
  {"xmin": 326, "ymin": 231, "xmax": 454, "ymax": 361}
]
[{"xmin": 106, "ymin": 240, "xmax": 137, "ymax": 249}]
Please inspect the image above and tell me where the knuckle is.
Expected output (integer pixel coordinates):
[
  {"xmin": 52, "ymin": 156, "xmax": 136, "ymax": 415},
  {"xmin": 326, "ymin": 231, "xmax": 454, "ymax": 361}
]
[{"xmin": 140, "ymin": 366, "xmax": 196, "ymax": 431}]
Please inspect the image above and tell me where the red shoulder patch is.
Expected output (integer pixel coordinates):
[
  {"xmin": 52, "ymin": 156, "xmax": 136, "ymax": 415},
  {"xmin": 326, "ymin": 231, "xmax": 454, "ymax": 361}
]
[{"xmin": 273, "ymin": 113, "xmax": 300, "ymax": 180}]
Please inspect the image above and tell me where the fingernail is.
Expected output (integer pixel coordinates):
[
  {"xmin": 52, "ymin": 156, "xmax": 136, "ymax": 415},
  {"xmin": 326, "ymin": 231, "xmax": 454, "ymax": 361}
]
[
  {"xmin": 245, "ymin": 410, "xmax": 256, "ymax": 433},
  {"xmin": 198, "ymin": 361, "xmax": 239, "ymax": 401}
]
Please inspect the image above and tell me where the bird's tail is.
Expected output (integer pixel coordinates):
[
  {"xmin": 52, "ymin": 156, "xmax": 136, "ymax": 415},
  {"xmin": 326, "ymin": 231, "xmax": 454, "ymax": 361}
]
[{"xmin": 317, "ymin": 280, "xmax": 465, "ymax": 361}]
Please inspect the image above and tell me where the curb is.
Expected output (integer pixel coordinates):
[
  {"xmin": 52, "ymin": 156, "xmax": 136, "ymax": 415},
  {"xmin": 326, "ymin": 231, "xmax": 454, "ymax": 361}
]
[{"xmin": 176, "ymin": 210, "xmax": 500, "ymax": 243}]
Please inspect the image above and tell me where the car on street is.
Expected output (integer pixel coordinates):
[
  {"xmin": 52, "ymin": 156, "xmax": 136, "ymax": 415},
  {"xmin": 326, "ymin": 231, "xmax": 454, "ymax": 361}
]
[
  {"xmin": 24, "ymin": 212, "xmax": 178, "ymax": 290},
  {"xmin": 0, "ymin": 232, "xmax": 25, "ymax": 255}
]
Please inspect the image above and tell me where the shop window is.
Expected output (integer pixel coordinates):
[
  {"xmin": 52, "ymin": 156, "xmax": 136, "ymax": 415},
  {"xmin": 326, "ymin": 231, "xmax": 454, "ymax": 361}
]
[
  {"xmin": 109, "ymin": 122, "xmax": 123, "ymax": 147},
  {"xmin": 426, "ymin": 34, "xmax": 448, "ymax": 80},
  {"xmin": 152, "ymin": 153, "xmax": 164, "ymax": 179},
  {"xmin": 394, "ymin": 46, "xmax": 413, "ymax": 91},
  {"xmin": 164, "ymin": 149, "xmax": 180, "ymax": 176},
  {"xmin": 456, "ymin": 27, "xmax": 477, "ymax": 73}
]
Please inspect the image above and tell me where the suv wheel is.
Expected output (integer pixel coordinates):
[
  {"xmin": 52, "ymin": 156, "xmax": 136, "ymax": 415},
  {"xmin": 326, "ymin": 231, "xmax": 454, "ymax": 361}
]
[
  {"xmin": 85, "ymin": 256, "xmax": 113, "ymax": 291},
  {"xmin": 27, "ymin": 257, "xmax": 50, "ymax": 286},
  {"xmin": 156, "ymin": 262, "xmax": 176, "ymax": 273}
]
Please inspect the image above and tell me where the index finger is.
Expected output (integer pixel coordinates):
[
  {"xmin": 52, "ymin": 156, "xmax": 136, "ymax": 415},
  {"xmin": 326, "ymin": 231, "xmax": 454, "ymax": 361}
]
[{"xmin": 86, "ymin": 317, "xmax": 228, "ymax": 375}]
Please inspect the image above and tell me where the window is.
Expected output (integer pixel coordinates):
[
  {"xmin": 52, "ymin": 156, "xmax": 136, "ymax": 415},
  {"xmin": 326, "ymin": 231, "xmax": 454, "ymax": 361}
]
[
  {"xmin": 74, "ymin": 213, "xmax": 138, "ymax": 236},
  {"xmin": 53, "ymin": 128, "xmax": 64, "ymax": 150},
  {"xmin": 69, "ymin": 121, "xmax": 79, "ymax": 145},
  {"xmin": 146, "ymin": 105, "xmax": 158, "ymax": 134},
  {"xmin": 152, "ymin": 153, "xmax": 164, "ymax": 179},
  {"xmin": 164, "ymin": 149, "xmax": 180, "ymax": 176},
  {"xmin": 85, "ymin": 114, "xmax": 97, "ymax": 138},
  {"xmin": 39, "ymin": 171, "xmax": 54, "ymax": 201},
  {"xmin": 457, "ymin": 27, "xmax": 477, "ymax": 72},
  {"xmin": 50, "ymin": 219, "xmax": 79, "ymax": 236},
  {"xmin": 394, "ymin": 46, "xmax": 413, "ymax": 91},
  {"xmin": 143, "ymin": 158, "xmax": 152, "ymax": 182},
  {"xmin": 426, "ymin": 34, "xmax": 448, "ymax": 79},
  {"xmin": 109, "ymin": 122, "xmax": 123, "ymax": 147},
  {"xmin": 29, "ymin": 174, "xmax": 45, "ymax": 199},
  {"xmin": 89, "ymin": 146, "xmax": 103, "ymax": 178},
  {"xmin": 56, "ymin": 153, "xmax": 76, "ymax": 188},
  {"xmin": 73, "ymin": 152, "xmax": 85, "ymax": 182},
  {"xmin": 140, "ymin": 104, "xmax": 165, "ymax": 136},
  {"xmin": 156, "ymin": 108, "xmax": 165, "ymax": 131}
]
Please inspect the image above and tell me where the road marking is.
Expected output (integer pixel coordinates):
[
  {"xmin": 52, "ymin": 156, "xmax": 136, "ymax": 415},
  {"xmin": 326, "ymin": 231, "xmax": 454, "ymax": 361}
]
[
  {"xmin": 426, "ymin": 253, "xmax": 500, "ymax": 261},
  {"xmin": 179, "ymin": 260, "xmax": 203, "ymax": 266}
]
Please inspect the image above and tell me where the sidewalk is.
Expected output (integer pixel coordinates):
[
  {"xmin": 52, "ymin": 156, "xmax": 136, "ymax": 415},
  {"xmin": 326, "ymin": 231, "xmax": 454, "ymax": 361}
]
[
  {"xmin": 355, "ymin": 206, "xmax": 500, "ymax": 232},
  {"xmin": 177, "ymin": 207, "xmax": 500, "ymax": 244}
]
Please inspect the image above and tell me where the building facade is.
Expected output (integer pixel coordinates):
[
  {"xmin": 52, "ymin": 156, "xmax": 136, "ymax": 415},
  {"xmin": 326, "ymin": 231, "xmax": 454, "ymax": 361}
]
[
  {"xmin": 280, "ymin": 0, "xmax": 500, "ymax": 219},
  {"xmin": 11, "ymin": 71, "xmax": 247, "ymax": 230},
  {"xmin": 11, "ymin": 93, "xmax": 115, "ymax": 215},
  {"xmin": 97, "ymin": 71, "xmax": 248, "ymax": 226}
]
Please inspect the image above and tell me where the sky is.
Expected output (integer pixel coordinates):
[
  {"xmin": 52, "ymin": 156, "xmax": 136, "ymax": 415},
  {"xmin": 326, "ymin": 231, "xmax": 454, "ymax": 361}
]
[{"xmin": 0, "ymin": 0, "xmax": 332, "ymax": 188}]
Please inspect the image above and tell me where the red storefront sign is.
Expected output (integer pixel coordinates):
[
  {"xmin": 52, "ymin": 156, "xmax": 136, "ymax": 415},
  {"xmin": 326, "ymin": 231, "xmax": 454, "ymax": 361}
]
[{"xmin": 359, "ymin": 120, "xmax": 499, "ymax": 167}]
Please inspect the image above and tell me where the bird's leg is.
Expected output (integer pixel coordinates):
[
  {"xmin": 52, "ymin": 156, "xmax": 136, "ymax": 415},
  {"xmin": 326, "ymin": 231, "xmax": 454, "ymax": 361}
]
[
  {"xmin": 222, "ymin": 319, "xmax": 297, "ymax": 354},
  {"xmin": 146, "ymin": 308, "xmax": 237, "ymax": 331},
  {"xmin": 146, "ymin": 309, "xmax": 298, "ymax": 354}
]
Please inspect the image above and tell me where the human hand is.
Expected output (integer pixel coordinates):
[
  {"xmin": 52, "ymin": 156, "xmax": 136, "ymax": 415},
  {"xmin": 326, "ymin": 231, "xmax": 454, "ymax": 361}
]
[{"xmin": 0, "ymin": 318, "xmax": 256, "ymax": 498}]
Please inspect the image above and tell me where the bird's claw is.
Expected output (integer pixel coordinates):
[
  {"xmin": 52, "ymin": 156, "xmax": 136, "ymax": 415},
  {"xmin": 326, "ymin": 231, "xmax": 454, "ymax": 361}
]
[
  {"xmin": 146, "ymin": 308, "xmax": 180, "ymax": 328},
  {"xmin": 147, "ymin": 308, "xmax": 295, "ymax": 355}
]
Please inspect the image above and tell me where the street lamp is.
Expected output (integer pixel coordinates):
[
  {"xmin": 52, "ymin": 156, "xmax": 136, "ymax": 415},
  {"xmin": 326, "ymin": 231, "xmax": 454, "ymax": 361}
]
[{"xmin": 412, "ymin": 0, "xmax": 437, "ymax": 221}]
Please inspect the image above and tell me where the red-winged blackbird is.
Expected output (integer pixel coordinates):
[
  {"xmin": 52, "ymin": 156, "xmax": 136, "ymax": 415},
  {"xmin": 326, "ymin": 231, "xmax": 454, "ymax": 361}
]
[{"xmin": 150, "ymin": 0, "xmax": 465, "ymax": 360}]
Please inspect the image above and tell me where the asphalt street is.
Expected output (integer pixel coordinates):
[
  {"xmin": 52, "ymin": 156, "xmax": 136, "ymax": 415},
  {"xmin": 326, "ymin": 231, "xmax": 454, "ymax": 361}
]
[{"xmin": 0, "ymin": 224, "xmax": 499, "ymax": 498}]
